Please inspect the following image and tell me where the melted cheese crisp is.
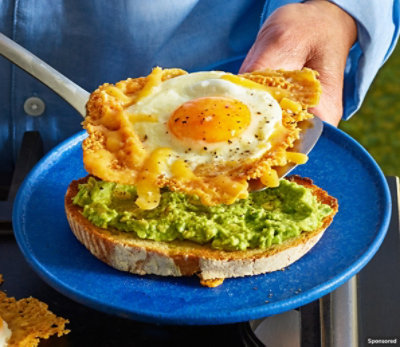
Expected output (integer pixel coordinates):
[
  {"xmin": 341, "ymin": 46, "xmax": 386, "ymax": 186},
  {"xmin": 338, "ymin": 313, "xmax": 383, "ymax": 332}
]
[
  {"xmin": 134, "ymin": 66, "xmax": 163, "ymax": 102},
  {"xmin": 0, "ymin": 291, "xmax": 69, "ymax": 347},
  {"xmin": 83, "ymin": 67, "xmax": 321, "ymax": 209},
  {"xmin": 136, "ymin": 148, "xmax": 172, "ymax": 209}
]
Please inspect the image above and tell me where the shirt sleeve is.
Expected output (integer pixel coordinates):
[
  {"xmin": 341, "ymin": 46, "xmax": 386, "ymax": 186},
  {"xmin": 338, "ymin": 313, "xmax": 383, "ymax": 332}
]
[{"xmin": 261, "ymin": 0, "xmax": 400, "ymax": 120}]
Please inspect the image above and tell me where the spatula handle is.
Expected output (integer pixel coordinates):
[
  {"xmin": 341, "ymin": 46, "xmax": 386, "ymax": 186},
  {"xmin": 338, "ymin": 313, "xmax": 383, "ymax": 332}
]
[{"xmin": 0, "ymin": 32, "xmax": 89, "ymax": 117}]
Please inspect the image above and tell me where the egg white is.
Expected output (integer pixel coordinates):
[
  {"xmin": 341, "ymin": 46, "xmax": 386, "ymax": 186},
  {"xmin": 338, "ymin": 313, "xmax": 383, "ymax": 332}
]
[{"xmin": 127, "ymin": 71, "xmax": 282, "ymax": 173}]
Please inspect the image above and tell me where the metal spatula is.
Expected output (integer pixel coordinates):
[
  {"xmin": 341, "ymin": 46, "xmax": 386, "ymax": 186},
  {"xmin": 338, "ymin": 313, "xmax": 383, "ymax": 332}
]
[
  {"xmin": 0, "ymin": 32, "xmax": 89, "ymax": 117},
  {"xmin": 277, "ymin": 115, "xmax": 323, "ymax": 176},
  {"xmin": 248, "ymin": 116, "xmax": 323, "ymax": 191}
]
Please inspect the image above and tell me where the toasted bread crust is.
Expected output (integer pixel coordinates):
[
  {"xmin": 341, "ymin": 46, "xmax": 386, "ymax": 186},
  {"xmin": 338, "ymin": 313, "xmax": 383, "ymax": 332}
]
[{"xmin": 65, "ymin": 176, "xmax": 338, "ymax": 283}]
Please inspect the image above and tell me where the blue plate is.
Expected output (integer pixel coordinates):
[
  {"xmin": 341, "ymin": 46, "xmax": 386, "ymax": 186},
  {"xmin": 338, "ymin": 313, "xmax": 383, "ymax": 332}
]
[{"xmin": 13, "ymin": 123, "xmax": 391, "ymax": 325}]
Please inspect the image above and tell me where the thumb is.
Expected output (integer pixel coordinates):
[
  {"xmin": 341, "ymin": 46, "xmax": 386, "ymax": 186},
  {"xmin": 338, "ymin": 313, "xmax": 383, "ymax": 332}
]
[{"xmin": 239, "ymin": 26, "xmax": 307, "ymax": 73}]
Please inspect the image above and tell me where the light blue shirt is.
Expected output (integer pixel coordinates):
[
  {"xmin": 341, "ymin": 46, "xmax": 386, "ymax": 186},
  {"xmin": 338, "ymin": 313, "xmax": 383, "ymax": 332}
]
[{"xmin": 0, "ymin": 0, "xmax": 398, "ymax": 175}]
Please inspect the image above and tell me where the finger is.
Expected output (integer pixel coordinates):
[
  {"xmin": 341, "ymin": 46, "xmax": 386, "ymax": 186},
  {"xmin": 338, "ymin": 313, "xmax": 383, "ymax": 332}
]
[
  {"xmin": 239, "ymin": 36, "xmax": 306, "ymax": 74},
  {"xmin": 306, "ymin": 56, "xmax": 344, "ymax": 126},
  {"xmin": 239, "ymin": 10, "xmax": 312, "ymax": 74},
  {"xmin": 310, "ymin": 98, "xmax": 342, "ymax": 127}
]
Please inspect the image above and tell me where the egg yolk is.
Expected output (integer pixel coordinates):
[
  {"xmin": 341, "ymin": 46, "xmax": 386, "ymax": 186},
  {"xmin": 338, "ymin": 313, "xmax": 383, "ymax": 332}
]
[{"xmin": 168, "ymin": 97, "xmax": 251, "ymax": 143}]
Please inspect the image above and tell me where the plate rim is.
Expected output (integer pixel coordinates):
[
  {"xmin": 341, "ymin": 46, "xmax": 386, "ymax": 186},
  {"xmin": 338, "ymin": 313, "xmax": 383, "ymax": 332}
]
[{"xmin": 12, "ymin": 123, "xmax": 392, "ymax": 325}]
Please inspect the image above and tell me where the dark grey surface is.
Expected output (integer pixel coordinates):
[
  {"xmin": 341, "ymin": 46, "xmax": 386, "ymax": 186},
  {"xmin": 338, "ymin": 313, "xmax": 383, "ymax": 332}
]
[
  {"xmin": 1, "ymin": 132, "xmax": 399, "ymax": 346},
  {"xmin": 0, "ymin": 131, "xmax": 248, "ymax": 345},
  {"xmin": 357, "ymin": 176, "xmax": 400, "ymax": 344},
  {"xmin": 0, "ymin": 234, "xmax": 249, "ymax": 346}
]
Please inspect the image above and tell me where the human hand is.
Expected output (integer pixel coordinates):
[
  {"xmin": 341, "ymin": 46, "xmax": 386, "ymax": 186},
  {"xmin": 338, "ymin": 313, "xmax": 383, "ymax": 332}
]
[{"xmin": 239, "ymin": 1, "xmax": 357, "ymax": 126}]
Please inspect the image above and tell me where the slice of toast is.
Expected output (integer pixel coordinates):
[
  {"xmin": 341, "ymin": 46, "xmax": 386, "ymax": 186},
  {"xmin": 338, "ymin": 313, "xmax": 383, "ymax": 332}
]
[{"xmin": 65, "ymin": 176, "xmax": 338, "ymax": 286}]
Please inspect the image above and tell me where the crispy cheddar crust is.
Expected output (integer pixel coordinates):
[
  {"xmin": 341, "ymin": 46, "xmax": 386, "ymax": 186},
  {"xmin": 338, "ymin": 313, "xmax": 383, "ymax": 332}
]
[
  {"xmin": 0, "ymin": 291, "xmax": 69, "ymax": 346},
  {"xmin": 65, "ymin": 176, "xmax": 338, "ymax": 286},
  {"xmin": 83, "ymin": 68, "xmax": 322, "ymax": 206}
]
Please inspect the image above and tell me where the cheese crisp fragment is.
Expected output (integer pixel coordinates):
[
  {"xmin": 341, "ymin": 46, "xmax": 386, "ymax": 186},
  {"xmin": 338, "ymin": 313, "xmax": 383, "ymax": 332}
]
[
  {"xmin": 83, "ymin": 67, "xmax": 321, "ymax": 209},
  {"xmin": 0, "ymin": 290, "xmax": 69, "ymax": 346}
]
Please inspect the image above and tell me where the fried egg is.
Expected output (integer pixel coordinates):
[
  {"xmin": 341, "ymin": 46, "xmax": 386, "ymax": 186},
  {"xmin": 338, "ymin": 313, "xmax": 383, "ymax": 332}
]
[
  {"xmin": 83, "ymin": 67, "xmax": 321, "ymax": 209},
  {"xmin": 128, "ymin": 71, "xmax": 282, "ymax": 172}
]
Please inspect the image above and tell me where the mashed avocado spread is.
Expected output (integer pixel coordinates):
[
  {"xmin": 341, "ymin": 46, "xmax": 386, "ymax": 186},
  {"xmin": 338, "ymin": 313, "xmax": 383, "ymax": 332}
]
[{"xmin": 73, "ymin": 177, "xmax": 332, "ymax": 251}]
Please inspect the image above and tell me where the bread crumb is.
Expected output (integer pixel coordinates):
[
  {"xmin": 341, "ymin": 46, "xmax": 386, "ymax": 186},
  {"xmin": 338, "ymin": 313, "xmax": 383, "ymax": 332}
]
[{"xmin": 200, "ymin": 278, "xmax": 224, "ymax": 288}]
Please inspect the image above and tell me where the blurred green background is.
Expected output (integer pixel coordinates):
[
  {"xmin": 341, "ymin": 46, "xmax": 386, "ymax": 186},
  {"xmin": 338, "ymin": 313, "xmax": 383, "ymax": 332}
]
[{"xmin": 339, "ymin": 44, "xmax": 400, "ymax": 176}]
